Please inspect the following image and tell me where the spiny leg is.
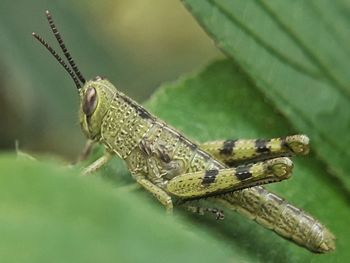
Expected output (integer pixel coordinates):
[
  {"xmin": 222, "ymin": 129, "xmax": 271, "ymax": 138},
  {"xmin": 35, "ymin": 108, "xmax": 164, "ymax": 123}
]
[
  {"xmin": 82, "ymin": 151, "xmax": 112, "ymax": 176},
  {"xmin": 200, "ymin": 135, "xmax": 309, "ymax": 166},
  {"xmin": 184, "ymin": 204, "xmax": 225, "ymax": 220},
  {"xmin": 135, "ymin": 177, "xmax": 173, "ymax": 214},
  {"xmin": 166, "ymin": 157, "xmax": 293, "ymax": 199}
]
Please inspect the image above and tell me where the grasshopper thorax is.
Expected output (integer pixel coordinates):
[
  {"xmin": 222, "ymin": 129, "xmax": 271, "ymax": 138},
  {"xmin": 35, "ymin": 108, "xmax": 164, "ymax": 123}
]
[{"xmin": 79, "ymin": 77, "xmax": 115, "ymax": 140}]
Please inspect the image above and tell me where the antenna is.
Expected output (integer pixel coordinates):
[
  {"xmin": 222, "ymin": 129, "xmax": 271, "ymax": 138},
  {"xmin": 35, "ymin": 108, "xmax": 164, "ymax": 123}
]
[
  {"xmin": 32, "ymin": 32, "xmax": 82, "ymax": 89},
  {"xmin": 45, "ymin": 10, "xmax": 86, "ymax": 84}
]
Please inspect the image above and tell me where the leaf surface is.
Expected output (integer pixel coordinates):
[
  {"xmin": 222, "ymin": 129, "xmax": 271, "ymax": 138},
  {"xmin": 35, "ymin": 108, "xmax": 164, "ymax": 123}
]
[
  {"xmin": 0, "ymin": 155, "xmax": 233, "ymax": 263},
  {"xmin": 182, "ymin": 0, "xmax": 350, "ymax": 192}
]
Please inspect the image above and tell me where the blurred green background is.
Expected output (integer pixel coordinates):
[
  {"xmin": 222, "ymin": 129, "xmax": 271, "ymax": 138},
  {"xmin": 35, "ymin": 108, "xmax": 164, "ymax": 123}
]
[
  {"xmin": 1, "ymin": 1, "xmax": 350, "ymax": 262},
  {"xmin": 0, "ymin": 0, "xmax": 220, "ymax": 158}
]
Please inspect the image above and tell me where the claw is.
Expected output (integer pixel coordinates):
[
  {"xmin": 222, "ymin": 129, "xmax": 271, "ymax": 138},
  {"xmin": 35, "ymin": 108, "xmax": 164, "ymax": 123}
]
[{"xmin": 215, "ymin": 210, "xmax": 225, "ymax": 220}]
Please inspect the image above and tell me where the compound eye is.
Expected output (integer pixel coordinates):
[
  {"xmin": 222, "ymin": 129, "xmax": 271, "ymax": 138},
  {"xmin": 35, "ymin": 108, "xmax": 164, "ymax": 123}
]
[{"xmin": 83, "ymin": 87, "xmax": 98, "ymax": 116}]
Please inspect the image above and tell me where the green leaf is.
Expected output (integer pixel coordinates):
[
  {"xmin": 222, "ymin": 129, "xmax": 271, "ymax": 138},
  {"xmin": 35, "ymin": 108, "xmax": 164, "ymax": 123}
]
[
  {"xmin": 182, "ymin": 0, "xmax": 350, "ymax": 192},
  {"xmin": 146, "ymin": 60, "xmax": 349, "ymax": 262},
  {"xmin": 0, "ymin": 154, "xmax": 234, "ymax": 263}
]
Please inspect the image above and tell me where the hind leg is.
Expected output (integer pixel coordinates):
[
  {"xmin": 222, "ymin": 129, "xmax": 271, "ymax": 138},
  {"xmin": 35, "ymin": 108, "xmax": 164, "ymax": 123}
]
[
  {"xmin": 200, "ymin": 135, "xmax": 309, "ymax": 166},
  {"xmin": 166, "ymin": 157, "xmax": 293, "ymax": 199}
]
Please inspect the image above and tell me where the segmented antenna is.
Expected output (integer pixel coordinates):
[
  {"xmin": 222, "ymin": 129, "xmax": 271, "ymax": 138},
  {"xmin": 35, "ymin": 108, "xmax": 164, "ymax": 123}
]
[
  {"xmin": 32, "ymin": 32, "xmax": 82, "ymax": 89},
  {"xmin": 45, "ymin": 10, "xmax": 86, "ymax": 84}
]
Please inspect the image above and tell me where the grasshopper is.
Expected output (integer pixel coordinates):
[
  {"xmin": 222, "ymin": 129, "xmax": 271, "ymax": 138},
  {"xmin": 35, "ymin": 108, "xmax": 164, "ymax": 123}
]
[{"xmin": 32, "ymin": 10, "xmax": 335, "ymax": 253}]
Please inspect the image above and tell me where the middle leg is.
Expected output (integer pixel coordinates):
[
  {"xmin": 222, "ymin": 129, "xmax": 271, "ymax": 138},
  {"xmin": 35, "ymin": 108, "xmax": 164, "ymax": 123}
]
[{"xmin": 183, "ymin": 202, "xmax": 225, "ymax": 220}]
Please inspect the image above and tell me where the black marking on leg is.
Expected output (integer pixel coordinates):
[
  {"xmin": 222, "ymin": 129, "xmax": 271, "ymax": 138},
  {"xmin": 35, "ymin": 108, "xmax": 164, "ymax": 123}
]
[
  {"xmin": 202, "ymin": 169, "xmax": 219, "ymax": 185},
  {"xmin": 281, "ymin": 136, "xmax": 294, "ymax": 153},
  {"xmin": 281, "ymin": 137, "xmax": 287, "ymax": 148},
  {"xmin": 219, "ymin": 140, "xmax": 236, "ymax": 156},
  {"xmin": 255, "ymin": 139, "xmax": 270, "ymax": 153},
  {"xmin": 235, "ymin": 166, "xmax": 252, "ymax": 180}
]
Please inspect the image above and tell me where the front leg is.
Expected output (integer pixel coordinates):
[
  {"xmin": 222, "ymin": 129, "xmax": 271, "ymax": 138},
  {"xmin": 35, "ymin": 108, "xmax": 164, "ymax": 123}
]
[
  {"xmin": 135, "ymin": 177, "xmax": 173, "ymax": 214},
  {"xmin": 82, "ymin": 151, "xmax": 112, "ymax": 176}
]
